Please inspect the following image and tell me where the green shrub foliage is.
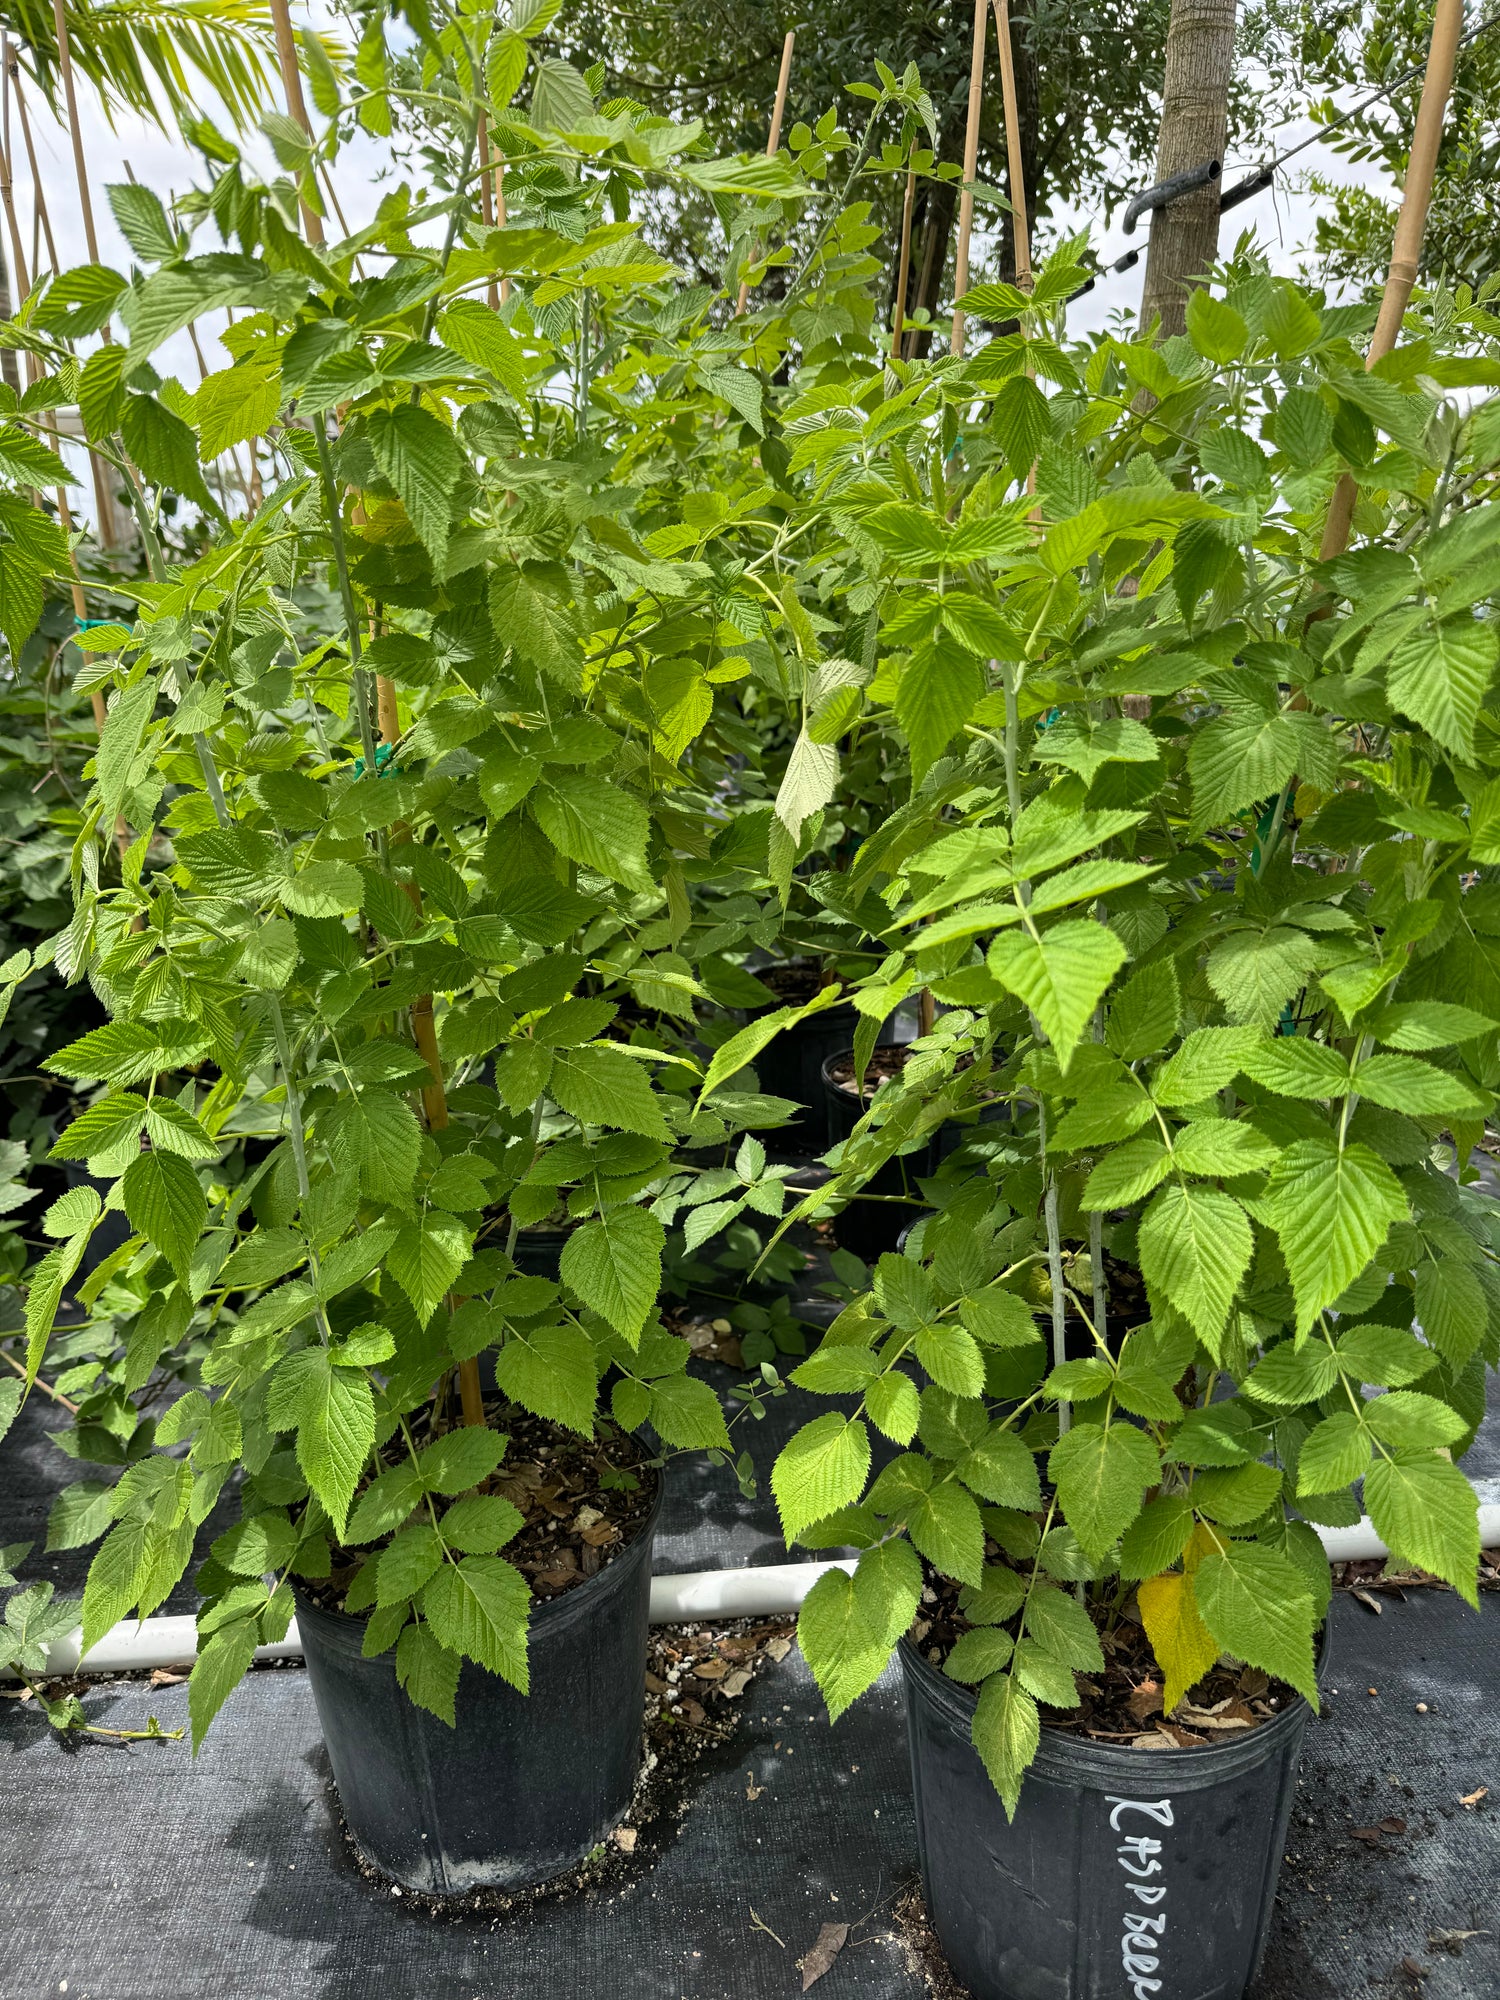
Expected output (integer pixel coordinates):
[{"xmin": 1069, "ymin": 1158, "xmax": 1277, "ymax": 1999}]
[{"xmin": 0, "ymin": 18, "xmax": 1497, "ymax": 1796}]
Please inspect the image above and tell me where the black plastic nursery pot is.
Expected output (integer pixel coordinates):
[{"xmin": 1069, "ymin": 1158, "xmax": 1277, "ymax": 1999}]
[
  {"xmin": 508, "ymin": 1223, "xmax": 573, "ymax": 1281},
  {"xmin": 293, "ymin": 1469, "xmax": 664, "ymax": 1895},
  {"xmin": 750, "ymin": 964, "xmax": 901, "ymax": 1151},
  {"xmin": 900, "ymin": 1635, "xmax": 1320, "ymax": 2000},
  {"xmin": 820, "ymin": 1047, "xmax": 942, "ymax": 1263}
]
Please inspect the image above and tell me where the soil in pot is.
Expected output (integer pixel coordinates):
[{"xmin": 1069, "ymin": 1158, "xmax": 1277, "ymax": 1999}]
[
  {"xmin": 916, "ymin": 1567, "xmax": 1301, "ymax": 1747},
  {"xmin": 901, "ymin": 1563, "xmax": 1319, "ymax": 2000},
  {"xmin": 294, "ymin": 1404, "xmax": 661, "ymax": 1897}
]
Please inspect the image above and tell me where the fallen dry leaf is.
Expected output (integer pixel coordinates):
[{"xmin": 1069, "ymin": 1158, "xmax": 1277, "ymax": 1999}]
[
  {"xmin": 1351, "ymin": 1589, "xmax": 1384, "ymax": 1615},
  {"xmin": 799, "ymin": 1922, "xmax": 849, "ymax": 1992},
  {"xmin": 693, "ymin": 1658, "xmax": 729, "ymax": 1680},
  {"xmin": 1351, "ymin": 1817, "xmax": 1406, "ymax": 1843},
  {"xmin": 1126, "ymin": 1679, "xmax": 1162, "ymax": 1723},
  {"xmin": 1174, "ymin": 1701, "xmax": 1251, "ymax": 1731},
  {"xmin": 722, "ymin": 1669, "xmax": 751, "ymax": 1697},
  {"xmin": 1153, "ymin": 1721, "xmax": 1208, "ymax": 1748},
  {"xmin": 765, "ymin": 1636, "xmax": 792, "ymax": 1663},
  {"xmin": 1428, "ymin": 1929, "xmax": 1486, "ymax": 1954},
  {"xmin": 149, "ymin": 1667, "xmax": 191, "ymax": 1686},
  {"xmin": 1460, "ymin": 1787, "xmax": 1488, "ymax": 1808}
]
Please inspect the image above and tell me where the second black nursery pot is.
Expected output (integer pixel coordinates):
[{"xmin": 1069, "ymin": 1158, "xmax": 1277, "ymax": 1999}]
[{"xmin": 294, "ymin": 1469, "xmax": 663, "ymax": 1894}]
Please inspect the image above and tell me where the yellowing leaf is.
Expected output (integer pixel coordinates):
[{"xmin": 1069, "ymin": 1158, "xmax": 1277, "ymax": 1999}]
[{"xmin": 1137, "ymin": 1567, "xmax": 1219, "ymax": 1712}]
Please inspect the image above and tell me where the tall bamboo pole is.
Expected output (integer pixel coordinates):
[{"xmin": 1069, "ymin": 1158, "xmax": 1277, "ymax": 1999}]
[
  {"xmin": 949, "ymin": 0, "xmax": 990, "ymax": 358},
  {"xmin": 735, "ymin": 29, "xmax": 795, "ymax": 315},
  {"xmin": 266, "ymin": 0, "xmax": 324, "ymax": 245},
  {"xmin": 48, "ymin": 0, "xmax": 99, "ymax": 263},
  {"xmin": 6, "ymin": 45, "xmax": 57, "ymax": 275},
  {"xmin": 1320, "ymin": 0, "xmax": 1464, "ymax": 563},
  {"xmin": 478, "ymin": 112, "xmax": 510, "ymax": 309},
  {"xmin": 0, "ymin": 118, "xmax": 132, "ymax": 856},
  {"xmin": 991, "ymin": 0, "xmax": 1032, "ymax": 287},
  {"xmin": 36, "ymin": 14, "xmax": 124, "ymax": 548},
  {"xmin": 0, "ymin": 46, "xmax": 17, "ymax": 392},
  {"xmin": 891, "ymin": 157, "xmax": 918, "ymax": 359}
]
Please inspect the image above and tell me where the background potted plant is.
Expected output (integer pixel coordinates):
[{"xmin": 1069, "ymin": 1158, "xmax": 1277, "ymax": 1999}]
[{"xmin": 0, "ymin": 0, "xmax": 849, "ymax": 1892}]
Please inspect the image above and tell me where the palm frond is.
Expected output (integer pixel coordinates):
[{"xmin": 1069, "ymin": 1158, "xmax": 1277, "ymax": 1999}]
[{"xmin": 6, "ymin": 0, "xmax": 342, "ymax": 138}]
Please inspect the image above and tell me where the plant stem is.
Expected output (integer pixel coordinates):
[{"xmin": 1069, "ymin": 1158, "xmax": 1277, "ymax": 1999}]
[
  {"xmin": 504, "ymin": 1095, "xmax": 548, "ymax": 1261},
  {"xmin": 0, "ymin": 1345, "xmax": 78, "ymax": 1411},
  {"xmin": 195, "ymin": 735, "xmax": 230, "ymax": 827},
  {"xmin": 784, "ymin": 109, "xmax": 882, "ymax": 307},
  {"xmin": 1041, "ymin": 1120, "xmax": 1070, "ymax": 1437},
  {"xmin": 1004, "ymin": 655, "xmax": 1065, "ymax": 1420}
]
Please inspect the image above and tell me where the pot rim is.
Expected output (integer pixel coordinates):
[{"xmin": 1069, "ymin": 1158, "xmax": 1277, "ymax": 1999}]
[
  {"xmin": 819, "ymin": 1043, "xmax": 909, "ymax": 1099},
  {"xmin": 898, "ymin": 1616, "xmax": 1329, "ymax": 1791},
  {"xmin": 293, "ymin": 1456, "xmax": 665, "ymax": 1658}
]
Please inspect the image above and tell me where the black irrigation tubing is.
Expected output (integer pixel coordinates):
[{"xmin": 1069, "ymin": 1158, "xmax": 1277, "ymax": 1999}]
[{"xmin": 1066, "ymin": 1, "xmax": 1500, "ymax": 307}]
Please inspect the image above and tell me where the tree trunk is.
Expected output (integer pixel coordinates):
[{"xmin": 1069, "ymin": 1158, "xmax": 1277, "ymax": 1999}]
[
  {"xmin": 1011, "ymin": 0, "xmax": 1042, "ymax": 238},
  {"xmin": 1139, "ymin": 0, "xmax": 1237, "ymax": 339},
  {"xmin": 907, "ymin": 169, "xmax": 959, "ymax": 356}
]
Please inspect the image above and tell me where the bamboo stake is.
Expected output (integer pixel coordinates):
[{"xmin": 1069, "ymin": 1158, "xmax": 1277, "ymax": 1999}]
[
  {"xmin": 492, "ymin": 133, "xmax": 510, "ymax": 305},
  {"xmin": 0, "ymin": 121, "xmax": 131, "ymax": 857},
  {"xmin": 477, "ymin": 112, "xmax": 509, "ymax": 309},
  {"xmin": 890, "ymin": 157, "xmax": 918, "ymax": 359},
  {"xmin": 990, "ymin": 0, "xmax": 1032, "ymax": 288},
  {"xmin": 949, "ymin": 0, "xmax": 990, "ymax": 358},
  {"xmin": 318, "ymin": 160, "xmax": 352, "ymax": 240},
  {"xmin": 374, "ymin": 674, "xmax": 482, "ymax": 1428},
  {"xmin": 48, "ymin": 0, "xmax": 100, "ymax": 263},
  {"xmin": 735, "ymin": 28, "xmax": 795, "ymax": 315},
  {"xmin": 266, "ymin": 0, "xmax": 324, "ymax": 245},
  {"xmin": 222, "ymin": 305, "xmax": 265, "ymax": 508},
  {"xmin": 1320, "ymin": 0, "xmax": 1463, "ymax": 564},
  {"xmin": 4, "ymin": 44, "xmax": 57, "ymax": 275},
  {"xmin": 30, "ymin": 23, "xmax": 123, "ymax": 548}
]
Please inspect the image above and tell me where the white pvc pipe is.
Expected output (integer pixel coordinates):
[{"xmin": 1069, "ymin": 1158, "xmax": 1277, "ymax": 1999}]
[
  {"xmin": 1322, "ymin": 1493, "xmax": 1500, "ymax": 1563},
  {"xmin": 8, "ymin": 1561, "xmax": 858, "ymax": 1681},
  {"xmin": 646, "ymin": 1557, "xmax": 855, "ymax": 1623},
  {"xmin": 15, "ymin": 1510, "xmax": 1500, "ymax": 1680},
  {"xmin": 34, "ymin": 1613, "xmax": 303, "ymax": 1677}
]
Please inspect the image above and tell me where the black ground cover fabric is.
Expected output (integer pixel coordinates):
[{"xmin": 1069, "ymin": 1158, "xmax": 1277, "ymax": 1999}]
[{"xmin": 0, "ymin": 1595, "xmax": 1496, "ymax": 1999}]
